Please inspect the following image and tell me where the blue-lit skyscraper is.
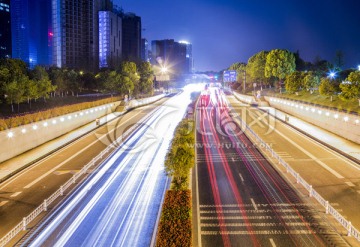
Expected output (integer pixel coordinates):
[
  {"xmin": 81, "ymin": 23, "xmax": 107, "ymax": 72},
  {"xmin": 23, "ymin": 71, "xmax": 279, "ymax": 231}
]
[
  {"xmin": 52, "ymin": 0, "xmax": 114, "ymax": 71},
  {"xmin": 99, "ymin": 10, "xmax": 122, "ymax": 69},
  {"xmin": 0, "ymin": 0, "xmax": 11, "ymax": 58},
  {"xmin": 11, "ymin": 0, "xmax": 52, "ymax": 68}
]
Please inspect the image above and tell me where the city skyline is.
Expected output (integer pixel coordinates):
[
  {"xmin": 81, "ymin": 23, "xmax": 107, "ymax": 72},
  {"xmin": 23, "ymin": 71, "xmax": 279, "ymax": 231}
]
[{"xmin": 117, "ymin": 0, "xmax": 360, "ymax": 72}]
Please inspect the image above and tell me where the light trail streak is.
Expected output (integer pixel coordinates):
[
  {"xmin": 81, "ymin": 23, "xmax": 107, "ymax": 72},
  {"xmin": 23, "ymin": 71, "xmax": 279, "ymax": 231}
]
[
  {"xmin": 199, "ymin": 101, "xmax": 231, "ymax": 247},
  {"xmin": 203, "ymin": 94, "xmax": 260, "ymax": 247},
  {"xmin": 224, "ymin": 94, "xmax": 326, "ymax": 246},
  {"xmin": 26, "ymin": 85, "xmax": 198, "ymax": 247}
]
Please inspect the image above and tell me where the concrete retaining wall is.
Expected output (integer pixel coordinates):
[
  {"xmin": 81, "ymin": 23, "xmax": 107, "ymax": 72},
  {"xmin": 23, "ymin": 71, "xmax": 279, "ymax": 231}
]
[
  {"xmin": 233, "ymin": 91, "xmax": 255, "ymax": 105},
  {"xmin": 127, "ymin": 94, "xmax": 166, "ymax": 109},
  {"xmin": 265, "ymin": 96, "xmax": 360, "ymax": 144},
  {"xmin": 0, "ymin": 102, "xmax": 120, "ymax": 163}
]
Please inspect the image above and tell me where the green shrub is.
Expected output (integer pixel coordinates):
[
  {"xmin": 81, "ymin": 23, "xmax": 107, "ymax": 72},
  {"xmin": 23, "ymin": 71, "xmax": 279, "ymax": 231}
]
[{"xmin": 156, "ymin": 190, "xmax": 192, "ymax": 247}]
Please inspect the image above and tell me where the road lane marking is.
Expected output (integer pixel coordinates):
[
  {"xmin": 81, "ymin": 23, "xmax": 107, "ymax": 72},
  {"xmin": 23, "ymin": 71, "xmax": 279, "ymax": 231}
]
[
  {"xmin": 345, "ymin": 182, "xmax": 355, "ymax": 187},
  {"xmin": 272, "ymin": 127, "xmax": 344, "ymax": 179},
  {"xmin": 269, "ymin": 238, "xmax": 276, "ymax": 247},
  {"xmin": 10, "ymin": 192, "xmax": 21, "ymax": 197},
  {"xmin": 250, "ymin": 198, "xmax": 258, "ymax": 210},
  {"xmin": 23, "ymin": 109, "xmax": 147, "ymax": 189},
  {"xmin": 0, "ymin": 201, "xmax": 8, "ymax": 207},
  {"xmin": 238, "ymin": 173, "xmax": 244, "ymax": 184},
  {"xmin": 201, "ymin": 230, "xmax": 316, "ymax": 235}
]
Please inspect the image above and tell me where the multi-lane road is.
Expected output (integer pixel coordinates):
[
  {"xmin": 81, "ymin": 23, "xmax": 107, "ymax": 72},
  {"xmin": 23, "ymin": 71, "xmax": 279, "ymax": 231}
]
[
  {"xmin": 0, "ymin": 87, "xmax": 197, "ymax": 246},
  {"xmin": 193, "ymin": 88, "xmax": 352, "ymax": 246},
  {"xmin": 1, "ymin": 84, "xmax": 359, "ymax": 246}
]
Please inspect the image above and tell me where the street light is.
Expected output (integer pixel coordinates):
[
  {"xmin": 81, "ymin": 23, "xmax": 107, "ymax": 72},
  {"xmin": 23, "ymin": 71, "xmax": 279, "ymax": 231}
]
[
  {"xmin": 328, "ymin": 71, "xmax": 336, "ymax": 79},
  {"xmin": 161, "ymin": 66, "xmax": 168, "ymax": 74}
]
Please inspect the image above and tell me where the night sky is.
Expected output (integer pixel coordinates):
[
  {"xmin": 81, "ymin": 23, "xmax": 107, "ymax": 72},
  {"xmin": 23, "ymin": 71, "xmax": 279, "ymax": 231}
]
[{"xmin": 117, "ymin": 0, "xmax": 360, "ymax": 72}]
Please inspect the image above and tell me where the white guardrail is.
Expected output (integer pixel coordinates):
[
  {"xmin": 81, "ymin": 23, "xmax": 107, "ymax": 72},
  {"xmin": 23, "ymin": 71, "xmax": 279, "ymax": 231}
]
[
  {"xmin": 0, "ymin": 98, "xmax": 163, "ymax": 247},
  {"xmin": 234, "ymin": 116, "xmax": 360, "ymax": 242}
]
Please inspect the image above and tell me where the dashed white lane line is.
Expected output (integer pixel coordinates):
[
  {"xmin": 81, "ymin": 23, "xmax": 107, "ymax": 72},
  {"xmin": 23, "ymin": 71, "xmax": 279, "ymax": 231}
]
[
  {"xmin": 269, "ymin": 238, "xmax": 277, "ymax": 247},
  {"xmin": 10, "ymin": 192, "xmax": 21, "ymax": 197},
  {"xmin": 250, "ymin": 198, "xmax": 258, "ymax": 211},
  {"xmin": 273, "ymin": 127, "xmax": 344, "ymax": 179},
  {"xmin": 238, "ymin": 173, "xmax": 244, "ymax": 184},
  {"xmin": 345, "ymin": 181, "xmax": 355, "ymax": 187}
]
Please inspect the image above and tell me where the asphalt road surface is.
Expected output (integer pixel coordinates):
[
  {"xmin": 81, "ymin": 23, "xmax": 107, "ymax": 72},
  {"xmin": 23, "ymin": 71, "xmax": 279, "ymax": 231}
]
[{"xmin": 193, "ymin": 88, "xmax": 349, "ymax": 247}]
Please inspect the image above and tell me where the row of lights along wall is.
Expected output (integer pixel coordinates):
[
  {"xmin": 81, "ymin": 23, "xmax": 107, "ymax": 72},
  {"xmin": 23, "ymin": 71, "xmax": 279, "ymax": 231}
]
[
  {"xmin": 6, "ymin": 104, "xmax": 113, "ymax": 139},
  {"xmin": 269, "ymin": 98, "xmax": 359, "ymax": 125}
]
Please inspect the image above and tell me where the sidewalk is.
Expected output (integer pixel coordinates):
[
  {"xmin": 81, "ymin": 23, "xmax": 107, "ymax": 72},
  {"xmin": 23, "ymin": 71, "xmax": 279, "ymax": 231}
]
[
  {"xmin": 0, "ymin": 112, "xmax": 121, "ymax": 183},
  {"xmin": 260, "ymin": 106, "xmax": 360, "ymax": 162}
]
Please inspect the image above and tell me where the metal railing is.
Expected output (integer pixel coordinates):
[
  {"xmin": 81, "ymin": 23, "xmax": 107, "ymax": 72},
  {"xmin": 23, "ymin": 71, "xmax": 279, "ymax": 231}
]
[{"xmin": 235, "ymin": 115, "xmax": 360, "ymax": 242}]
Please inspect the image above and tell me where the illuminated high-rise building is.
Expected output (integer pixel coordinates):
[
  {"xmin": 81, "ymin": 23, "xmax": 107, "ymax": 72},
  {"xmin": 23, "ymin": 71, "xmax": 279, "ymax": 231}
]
[
  {"xmin": 52, "ymin": 0, "xmax": 107, "ymax": 71},
  {"xmin": 11, "ymin": 0, "xmax": 52, "ymax": 67},
  {"xmin": 99, "ymin": 10, "xmax": 122, "ymax": 68},
  {"xmin": 179, "ymin": 40, "xmax": 194, "ymax": 74},
  {"xmin": 151, "ymin": 39, "xmax": 188, "ymax": 76},
  {"xmin": 0, "ymin": 0, "xmax": 11, "ymax": 58}
]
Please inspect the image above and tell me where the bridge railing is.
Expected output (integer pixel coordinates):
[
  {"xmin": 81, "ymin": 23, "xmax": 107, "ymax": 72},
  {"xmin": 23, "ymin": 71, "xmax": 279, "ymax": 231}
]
[{"xmin": 234, "ymin": 113, "xmax": 360, "ymax": 243}]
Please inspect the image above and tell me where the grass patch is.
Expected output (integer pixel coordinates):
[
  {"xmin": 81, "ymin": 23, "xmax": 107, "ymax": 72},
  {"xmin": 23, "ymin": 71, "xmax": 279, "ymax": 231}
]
[{"xmin": 267, "ymin": 90, "xmax": 360, "ymax": 114}]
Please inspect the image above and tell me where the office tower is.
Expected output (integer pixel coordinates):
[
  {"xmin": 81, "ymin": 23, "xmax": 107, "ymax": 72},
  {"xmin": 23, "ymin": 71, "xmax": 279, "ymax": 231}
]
[
  {"xmin": 151, "ymin": 39, "xmax": 187, "ymax": 76},
  {"xmin": 141, "ymin": 38, "xmax": 149, "ymax": 62},
  {"xmin": 11, "ymin": 0, "xmax": 52, "ymax": 67},
  {"xmin": 52, "ymin": 0, "xmax": 110, "ymax": 71},
  {"xmin": 122, "ymin": 12, "xmax": 141, "ymax": 62},
  {"xmin": 99, "ymin": 10, "xmax": 122, "ymax": 68},
  {"xmin": 179, "ymin": 40, "xmax": 194, "ymax": 74},
  {"xmin": 0, "ymin": 0, "xmax": 11, "ymax": 58}
]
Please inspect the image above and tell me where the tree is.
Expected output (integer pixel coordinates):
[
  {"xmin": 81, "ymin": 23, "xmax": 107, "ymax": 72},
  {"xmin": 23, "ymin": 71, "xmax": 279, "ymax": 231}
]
[
  {"xmin": 311, "ymin": 56, "xmax": 332, "ymax": 76},
  {"xmin": 102, "ymin": 70, "xmax": 120, "ymax": 96},
  {"xmin": 303, "ymin": 71, "xmax": 320, "ymax": 92},
  {"xmin": 265, "ymin": 49, "xmax": 296, "ymax": 82},
  {"xmin": 64, "ymin": 70, "xmax": 79, "ymax": 96},
  {"xmin": 165, "ymin": 120, "xmax": 194, "ymax": 189},
  {"xmin": 31, "ymin": 66, "xmax": 55, "ymax": 102},
  {"xmin": 247, "ymin": 51, "xmax": 268, "ymax": 89},
  {"xmin": 49, "ymin": 67, "xmax": 66, "ymax": 96},
  {"xmin": 339, "ymin": 71, "xmax": 360, "ymax": 100},
  {"xmin": 319, "ymin": 77, "xmax": 336, "ymax": 96},
  {"xmin": 3, "ymin": 75, "xmax": 27, "ymax": 112},
  {"xmin": 137, "ymin": 61, "xmax": 154, "ymax": 95},
  {"xmin": 24, "ymin": 79, "xmax": 38, "ymax": 108},
  {"xmin": 118, "ymin": 62, "xmax": 138, "ymax": 96},
  {"xmin": 284, "ymin": 71, "xmax": 304, "ymax": 93}
]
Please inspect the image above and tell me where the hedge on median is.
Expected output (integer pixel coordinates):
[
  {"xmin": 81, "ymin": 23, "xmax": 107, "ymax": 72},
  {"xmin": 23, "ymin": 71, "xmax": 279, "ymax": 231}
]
[{"xmin": 155, "ymin": 189, "xmax": 192, "ymax": 247}]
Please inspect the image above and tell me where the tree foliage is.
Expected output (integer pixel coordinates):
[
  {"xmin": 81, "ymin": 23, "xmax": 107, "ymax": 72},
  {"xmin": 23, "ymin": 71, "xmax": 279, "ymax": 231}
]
[
  {"xmin": 265, "ymin": 49, "xmax": 296, "ymax": 81},
  {"xmin": 284, "ymin": 71, "xmax": 304, "ymax": 93},
  {"xmin": 138, "ymin": 61, "xmax": 154, "ymax": 95},
  {"xmin": 247, "ymin": 51, "xmax": 268, "ymax": 87},
  {"xmin": 165, "ymin": 119, "xmax": 195, "ymax": 190},
  {"xmin": 303, "ymin": 71, "xmax": 320, "ymax": 91},
  {"xmin": 339, "ymin": 71, "xmax": 360, "ymax": 100},
  {"xmin": 319, "ymin": 77, "xmax": 336, "ymax": 96}
]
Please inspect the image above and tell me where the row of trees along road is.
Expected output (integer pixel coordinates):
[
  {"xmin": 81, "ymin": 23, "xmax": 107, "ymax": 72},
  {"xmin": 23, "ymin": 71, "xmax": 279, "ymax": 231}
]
[
  {"xmin": 0, "ymin": 59, "xmax": 155, "ymax": 113},
  {"xmin": 229, "ymin": 49, "xmax": 360, "ymax": 100}
]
